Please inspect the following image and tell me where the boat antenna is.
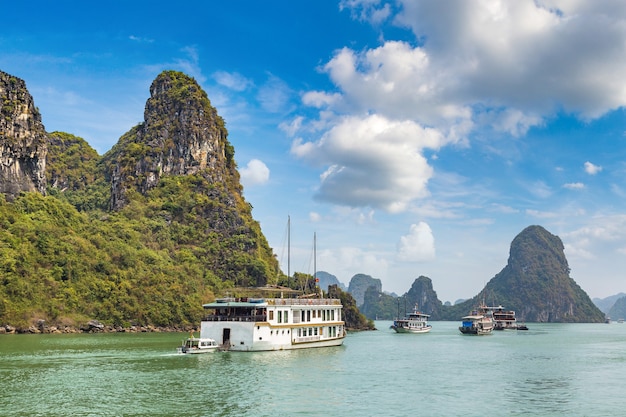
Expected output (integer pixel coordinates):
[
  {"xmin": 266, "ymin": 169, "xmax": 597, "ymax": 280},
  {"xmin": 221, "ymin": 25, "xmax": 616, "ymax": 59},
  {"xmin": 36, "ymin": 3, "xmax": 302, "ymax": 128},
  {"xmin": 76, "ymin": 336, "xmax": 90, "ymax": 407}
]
[{"xmin": 288, "ymin": 215, "xmax": 291, "ymax": 284}]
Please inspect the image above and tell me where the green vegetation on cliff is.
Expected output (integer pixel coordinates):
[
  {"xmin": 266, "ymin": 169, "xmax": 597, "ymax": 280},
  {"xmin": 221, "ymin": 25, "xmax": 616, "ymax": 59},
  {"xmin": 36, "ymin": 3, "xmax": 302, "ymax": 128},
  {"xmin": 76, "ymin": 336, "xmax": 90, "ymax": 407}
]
[{"xmin": 0, "ymin": 71, "xmax": 284, "ymax": 330}]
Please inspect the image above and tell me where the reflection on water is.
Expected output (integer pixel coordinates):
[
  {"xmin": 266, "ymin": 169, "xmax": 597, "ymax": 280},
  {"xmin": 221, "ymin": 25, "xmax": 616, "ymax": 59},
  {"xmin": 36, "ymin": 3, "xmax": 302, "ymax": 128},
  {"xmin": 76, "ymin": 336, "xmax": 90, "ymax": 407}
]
[{"xmin": 2, "ymin": 323, "xmax": 626, "ymax": 416}]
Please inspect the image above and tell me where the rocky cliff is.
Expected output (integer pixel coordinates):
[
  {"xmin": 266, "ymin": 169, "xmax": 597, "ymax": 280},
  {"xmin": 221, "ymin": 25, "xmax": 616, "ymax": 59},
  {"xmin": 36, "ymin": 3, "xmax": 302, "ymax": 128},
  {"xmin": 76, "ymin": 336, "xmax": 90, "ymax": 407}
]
[
  {"xmin": 402, "ymin": 276, "xmax": 443, "ymax": 319},
  {"xmin": 104, "ymin": 71, "xmax": 237, "ymax": 210},
  {"xmin": 0, "ymin": 69, "xmax": 280, "ymax": 330},
  {"xmin": 444, "ymin": 225, "xmax": 604, "ymax": 322},
  {"xmin": 347, "ymin": 273, "xmax": 382, "ymax": 306},
  {"xmin": 0, "ymin": 71, "xmax": 47, "ymax": 200}
]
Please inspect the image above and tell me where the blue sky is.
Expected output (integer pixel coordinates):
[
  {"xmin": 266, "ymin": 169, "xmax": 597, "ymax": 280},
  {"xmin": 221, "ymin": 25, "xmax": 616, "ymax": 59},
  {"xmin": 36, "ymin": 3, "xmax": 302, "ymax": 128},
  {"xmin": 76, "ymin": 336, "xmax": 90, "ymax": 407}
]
[{"xmin": 3, "ymin": 0, "xmax": 626, "ymax": 303}]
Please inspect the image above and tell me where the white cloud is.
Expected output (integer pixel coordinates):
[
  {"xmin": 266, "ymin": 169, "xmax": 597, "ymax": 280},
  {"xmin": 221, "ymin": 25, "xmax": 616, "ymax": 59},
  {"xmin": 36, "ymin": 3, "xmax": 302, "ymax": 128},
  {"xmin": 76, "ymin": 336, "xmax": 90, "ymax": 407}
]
[
  {"xmin": 291, "ymin": 114, "xmax": 444, "ymax": 212},
  {"xmin": 526, "ymin": 209, "xmax": 558, "ymax": 218},
  {"xmin": 563, "ymin": 182, "xmax": 585, "ymax": 190},
  {"xmin": 128, "ymin": 35, "xmax": 154, "ymax": 43},
  {"xmin": 317, "ymin": 246, "xmax": 389, "ymax": 284},
  {"xmin": 328, "ymin": 0, "xmax": 626, "ymax": 138},
  {"xmin": 240, "ymin": 159, "xmax": 270, "ymax": 187},
  {"xmin": 302, "ymin": 91, "xmax": 341, "ymax": 108},
  {"xmin": 279, "ymin": 116, "xmax": 304, "ymax": 137},
  {"xmin": 212, "ymin": 71, "xmax": 252, "ymax": 92},
  {"xmin": 257, "ymin": 74, "xmax": 294, "ymax": 113},
  {"xmin": 396, "ymin": 222, "xmax": 436, "ymax": 262},
  {"xmin": 584, "ymin": 161, "xmax": 602, "ymax": 175},
  {"xmin": 528, "ymin": 180, "xmax": 552, "ymax": 199},
  {"xmin": 340, "ymin": 0, "xmax": 392, "ymax": 25}
]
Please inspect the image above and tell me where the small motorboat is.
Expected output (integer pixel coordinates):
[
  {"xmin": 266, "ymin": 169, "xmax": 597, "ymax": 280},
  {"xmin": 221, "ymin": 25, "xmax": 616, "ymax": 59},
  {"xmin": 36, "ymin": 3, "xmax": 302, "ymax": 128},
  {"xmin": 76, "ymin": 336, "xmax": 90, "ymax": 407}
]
[{"xmin": 178, "ymin": 333, "xmax": 219, "ymax": 354}]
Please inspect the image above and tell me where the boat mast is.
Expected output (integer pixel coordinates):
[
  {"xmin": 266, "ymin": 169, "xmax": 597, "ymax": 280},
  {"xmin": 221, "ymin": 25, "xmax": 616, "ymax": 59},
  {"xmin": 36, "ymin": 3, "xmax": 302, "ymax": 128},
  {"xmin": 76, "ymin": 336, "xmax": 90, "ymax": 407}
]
[
  {"xmin": 287, "ymin": 215, "xmax": 291, "ymax": 284},
  {"xmin": 314, "ymin": 231, "xmax": 316, "ymax": 281}
]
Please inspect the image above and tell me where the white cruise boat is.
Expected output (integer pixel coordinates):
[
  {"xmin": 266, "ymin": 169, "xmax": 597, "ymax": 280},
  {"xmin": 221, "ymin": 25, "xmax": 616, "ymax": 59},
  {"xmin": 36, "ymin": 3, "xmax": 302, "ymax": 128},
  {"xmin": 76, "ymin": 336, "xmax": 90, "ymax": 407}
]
[
  {"xmin": 199, "ymin": 294, "xmax": 345, "ymax": 351},
  {"xmin": 391, "ymin": 304, "xmax": 432, "ymax": 334}
]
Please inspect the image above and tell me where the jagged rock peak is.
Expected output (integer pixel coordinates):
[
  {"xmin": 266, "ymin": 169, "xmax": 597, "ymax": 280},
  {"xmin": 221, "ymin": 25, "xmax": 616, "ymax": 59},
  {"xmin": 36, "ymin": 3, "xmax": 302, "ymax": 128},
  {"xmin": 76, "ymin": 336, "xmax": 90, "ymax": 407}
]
[
  {"xmin": 405, "ymin": 276, "xmax": 443, "ymax": 317},
  {"xmin": 0, "ymin": 70, "xmax": 47, "ymax": 200},
  {"xmin": 107, "ymin": 70, "xmax": 238, "ymax": 210}
]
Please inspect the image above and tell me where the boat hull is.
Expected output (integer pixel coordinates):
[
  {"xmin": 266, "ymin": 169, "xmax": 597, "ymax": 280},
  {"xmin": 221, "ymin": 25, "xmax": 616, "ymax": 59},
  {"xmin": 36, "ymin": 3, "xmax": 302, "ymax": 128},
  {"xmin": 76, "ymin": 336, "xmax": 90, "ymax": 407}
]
[
  {"xmin": 200, "ymin": 320, "xmax": 345, "ymax": 352},
  {"xmin": 392, "ymin": 325, "xmax": 432, "ymax": 334},
  {"xmin": 178, "ymin": 347, "xmax": 218, "ymax": 354}
]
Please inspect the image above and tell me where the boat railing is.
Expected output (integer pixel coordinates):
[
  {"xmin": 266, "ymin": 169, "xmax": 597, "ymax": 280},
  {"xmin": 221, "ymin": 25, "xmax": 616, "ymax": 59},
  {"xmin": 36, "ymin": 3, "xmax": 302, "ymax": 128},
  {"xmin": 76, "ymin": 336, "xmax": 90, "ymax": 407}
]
[
  {"xmin": 203, "ymin": 314, "xmax": 267, "ymax": 322},
  {"xmin": 294, "ymin": 335, "xmax": 321, "ymax": 343},
  {"xmin": 267, "ymin": 298, "xmax": 341, "ymax": 306}
]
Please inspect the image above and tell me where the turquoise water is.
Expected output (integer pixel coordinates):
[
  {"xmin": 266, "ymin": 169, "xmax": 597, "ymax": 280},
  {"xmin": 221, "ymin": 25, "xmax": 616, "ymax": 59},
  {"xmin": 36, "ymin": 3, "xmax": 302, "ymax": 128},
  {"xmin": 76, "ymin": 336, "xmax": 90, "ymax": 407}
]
[{"xmin": 2, "ymin": 321, "xmax": 626, "ymax": 416}]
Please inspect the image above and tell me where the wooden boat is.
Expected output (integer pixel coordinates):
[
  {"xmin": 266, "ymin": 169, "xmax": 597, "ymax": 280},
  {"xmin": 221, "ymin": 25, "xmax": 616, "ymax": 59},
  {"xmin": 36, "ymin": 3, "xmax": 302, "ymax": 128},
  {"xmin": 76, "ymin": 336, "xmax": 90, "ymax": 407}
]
[
  {"xmin": 459, "ymin": 305, "xmax": 494, "ymax": 335},
  {"xmin": 391, "ymin": 304, "xmax": 432, "ymax": 334}
]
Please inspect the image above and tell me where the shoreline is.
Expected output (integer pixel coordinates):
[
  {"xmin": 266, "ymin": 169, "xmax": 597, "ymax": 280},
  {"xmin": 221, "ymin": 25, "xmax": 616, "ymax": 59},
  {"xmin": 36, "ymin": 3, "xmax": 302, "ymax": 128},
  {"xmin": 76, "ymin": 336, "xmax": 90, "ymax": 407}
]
[{"xmin": 0, "ymin": 321, "xmax": 196, "ymax": 335}]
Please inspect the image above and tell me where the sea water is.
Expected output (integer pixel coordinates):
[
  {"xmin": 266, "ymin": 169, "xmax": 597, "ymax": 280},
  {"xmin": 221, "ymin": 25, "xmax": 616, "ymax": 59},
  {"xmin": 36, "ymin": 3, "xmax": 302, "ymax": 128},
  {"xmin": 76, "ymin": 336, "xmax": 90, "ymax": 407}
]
[{"xmin": 1, "ymin": 321, "xmax": 626, "ymax": 416}]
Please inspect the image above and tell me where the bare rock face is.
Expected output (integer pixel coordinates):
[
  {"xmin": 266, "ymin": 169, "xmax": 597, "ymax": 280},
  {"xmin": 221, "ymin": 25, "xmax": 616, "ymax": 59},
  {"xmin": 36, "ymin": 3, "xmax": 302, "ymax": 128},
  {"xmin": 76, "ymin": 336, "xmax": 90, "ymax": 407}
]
[
  {"xmin": 0, "ymin": 71, "xmax": 47, "ymax": 200},
  {"xmin": 107, "ymin": 70, "xmax": 237, "ymax": 210}
]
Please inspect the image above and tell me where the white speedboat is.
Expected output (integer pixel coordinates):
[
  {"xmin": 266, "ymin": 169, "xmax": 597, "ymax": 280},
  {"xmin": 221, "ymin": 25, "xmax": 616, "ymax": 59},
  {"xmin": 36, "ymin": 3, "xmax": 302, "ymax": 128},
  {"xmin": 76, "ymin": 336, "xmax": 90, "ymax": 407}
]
[
  {"xmin": 391, "ymin": 304, "xmax": 432, "ymax": 334},
  {"xmin": 178, "ymin": 334, "xmax": 219, "ymax": 354}
]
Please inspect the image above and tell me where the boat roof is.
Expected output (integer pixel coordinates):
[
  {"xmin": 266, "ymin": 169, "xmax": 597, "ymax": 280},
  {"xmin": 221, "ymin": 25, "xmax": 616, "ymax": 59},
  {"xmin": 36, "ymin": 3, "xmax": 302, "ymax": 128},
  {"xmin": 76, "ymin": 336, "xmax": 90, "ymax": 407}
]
[
  {"xmin": 203, "ymin": 297, "xmax": 341, "ymax": 308},
  {"xmin": 461, "ymin": 315, "xmax": 484, "ymax": 320},
  {"xmin": 203, "ymin": 299, "xmax": 268, "ymax": 308}
]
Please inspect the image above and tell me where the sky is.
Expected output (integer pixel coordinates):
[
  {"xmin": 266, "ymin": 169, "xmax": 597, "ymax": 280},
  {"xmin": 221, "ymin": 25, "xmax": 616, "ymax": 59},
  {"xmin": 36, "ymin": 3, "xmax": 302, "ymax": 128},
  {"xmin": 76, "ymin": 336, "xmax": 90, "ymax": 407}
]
[{"xmin": 2, "ymin": 0, "xmax": 626, "ymax": 303}]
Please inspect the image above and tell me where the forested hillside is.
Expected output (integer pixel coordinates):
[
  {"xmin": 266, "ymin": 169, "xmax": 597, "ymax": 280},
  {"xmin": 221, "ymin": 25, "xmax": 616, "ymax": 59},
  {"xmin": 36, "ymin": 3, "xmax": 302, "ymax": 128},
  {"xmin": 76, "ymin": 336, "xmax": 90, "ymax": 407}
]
[{"xmin": 0, "ymin": 70, "xmax": 282, "ymax": 331}]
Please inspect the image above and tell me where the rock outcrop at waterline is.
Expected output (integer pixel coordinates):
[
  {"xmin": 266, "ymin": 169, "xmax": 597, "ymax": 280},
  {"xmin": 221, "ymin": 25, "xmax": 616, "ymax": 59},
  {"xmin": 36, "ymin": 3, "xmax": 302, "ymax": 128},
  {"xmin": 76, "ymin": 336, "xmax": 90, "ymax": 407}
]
[{"xmin": 0, "ymin": 70, "xmax": 47, "ymax": 200}]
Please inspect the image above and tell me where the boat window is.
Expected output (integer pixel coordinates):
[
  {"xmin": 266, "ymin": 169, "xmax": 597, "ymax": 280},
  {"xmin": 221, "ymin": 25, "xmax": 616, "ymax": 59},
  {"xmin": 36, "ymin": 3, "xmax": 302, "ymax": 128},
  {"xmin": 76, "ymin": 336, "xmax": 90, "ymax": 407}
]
[
  {"xmin": 269, "ymin": 311, "xmax": 274, "ymax": 321},
  {"xmin": 284, "ymin": 311, "xmax": 289, "ymax": 323},
  {"xmin": 278, "ymin": 310, "xmax": 282, "ymax": 323},
  {"xmin": 307, "ymin": 310, "xmax": 311, "ymax": 322}
]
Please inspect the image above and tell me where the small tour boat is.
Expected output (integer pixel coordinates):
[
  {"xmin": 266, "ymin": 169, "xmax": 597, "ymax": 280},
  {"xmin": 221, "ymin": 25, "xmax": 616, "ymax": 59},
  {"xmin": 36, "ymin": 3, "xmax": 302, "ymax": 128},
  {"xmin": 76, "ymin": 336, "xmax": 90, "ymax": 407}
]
[
  {"xmin": 178, "ymin": 333, "xmax": 219, "ymax": 354},
  {"xmin": 459, "ymin": 307, "xmax": 494, "ymax": 335},
  {"xmin": 490, "ymin": 305, "xmax": 518, "ymax": 330},
  {"xmin": 391, "ymin": 304, "xmax": 432, "ymax": 334}
]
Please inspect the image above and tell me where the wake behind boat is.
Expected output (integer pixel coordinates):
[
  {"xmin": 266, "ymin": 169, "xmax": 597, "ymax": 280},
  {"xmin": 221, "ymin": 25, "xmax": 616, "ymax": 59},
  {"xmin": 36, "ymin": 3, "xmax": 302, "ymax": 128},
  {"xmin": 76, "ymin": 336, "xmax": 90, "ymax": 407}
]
[{"xmin": 391, "ymin": 304, "xmax": 432, "ymax": 334}]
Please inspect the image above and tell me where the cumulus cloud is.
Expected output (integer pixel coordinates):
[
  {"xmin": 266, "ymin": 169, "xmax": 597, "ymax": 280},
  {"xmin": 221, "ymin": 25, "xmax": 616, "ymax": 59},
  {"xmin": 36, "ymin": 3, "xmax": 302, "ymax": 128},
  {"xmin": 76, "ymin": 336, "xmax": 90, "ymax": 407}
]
[
  {"xmin": 295, "ymin": 1, "xmax": 626, "ymax": 213},
  {"xmin": 394, "ymin": 0, "xmax": 626, "ymax": 119},
  {"xmin": 584, "ymin": 161, "xmax": 602, "ymax": 175},
  {"xmin": 320, "ymin": 1, "xmax": 626, "ymax": 134},
  {"xmin": 396, "ymin": 222, "xmax": 436, "ymax": 262},
  {"xmin": 239, "ymin": 159, "xmax": 270, "ymax": 186},
  {"xmin": 291, "ymin": 114, "xmax": 444, "ymax": 212}
]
